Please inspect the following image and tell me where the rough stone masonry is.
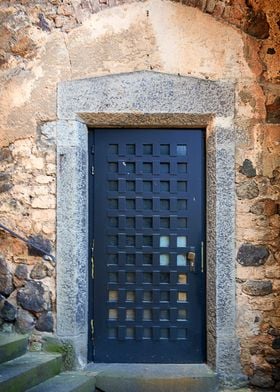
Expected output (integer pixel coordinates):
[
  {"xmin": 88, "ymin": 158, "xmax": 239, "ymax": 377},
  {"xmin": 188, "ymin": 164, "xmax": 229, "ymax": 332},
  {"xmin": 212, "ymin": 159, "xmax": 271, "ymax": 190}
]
[{"xmin": 0, "ymin": 0, "xmax": 279, "ymax": 389}]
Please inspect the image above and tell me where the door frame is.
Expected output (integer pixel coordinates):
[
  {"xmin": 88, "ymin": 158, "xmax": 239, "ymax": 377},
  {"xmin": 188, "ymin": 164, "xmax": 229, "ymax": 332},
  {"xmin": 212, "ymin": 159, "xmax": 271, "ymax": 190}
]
[{"xmin": 54, "ymin": 71, "xmax": 244, "ymax": 384}]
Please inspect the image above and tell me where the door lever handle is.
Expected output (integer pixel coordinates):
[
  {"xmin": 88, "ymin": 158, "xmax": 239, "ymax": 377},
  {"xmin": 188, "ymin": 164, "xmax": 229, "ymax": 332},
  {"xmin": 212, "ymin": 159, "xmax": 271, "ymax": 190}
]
[{"xmin": 187, "ymin": 251, "xmax": 196, "ymax": 272}]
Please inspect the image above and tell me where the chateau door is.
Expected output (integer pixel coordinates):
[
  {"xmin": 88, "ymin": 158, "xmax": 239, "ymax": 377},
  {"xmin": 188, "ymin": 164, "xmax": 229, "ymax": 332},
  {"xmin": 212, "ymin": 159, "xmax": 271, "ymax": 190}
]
[{"xmin": 89, "ymin": 129, "xmax": 206, "ymax": 363}]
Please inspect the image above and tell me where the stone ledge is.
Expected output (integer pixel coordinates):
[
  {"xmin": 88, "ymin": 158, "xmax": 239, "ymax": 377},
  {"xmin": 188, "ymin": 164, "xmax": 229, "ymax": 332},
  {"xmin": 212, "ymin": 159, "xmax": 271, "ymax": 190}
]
[{"xmin": 87, "ymin": 363, "xmax": 218, "ymax": 392}]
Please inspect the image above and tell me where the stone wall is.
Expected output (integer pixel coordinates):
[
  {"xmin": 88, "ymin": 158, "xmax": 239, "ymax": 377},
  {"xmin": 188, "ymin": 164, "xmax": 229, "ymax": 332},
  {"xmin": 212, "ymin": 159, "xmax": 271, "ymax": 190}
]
[
  {"xmin": 0, "ymin": 0, "xmax": 279, "ymax": 388},
  {"xmin": 236, "ymin": 125, "xmax": 280, "ymax": 389},
  {"xmin": 0, "ymin": 126, "xmax": 56, "ymax": 348}
]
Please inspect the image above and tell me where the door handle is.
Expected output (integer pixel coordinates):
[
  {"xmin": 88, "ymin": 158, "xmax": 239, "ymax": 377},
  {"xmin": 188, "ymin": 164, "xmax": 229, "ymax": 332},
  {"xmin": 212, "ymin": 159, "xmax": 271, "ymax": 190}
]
[{"xmin": 187, "ymin": 251, "xmax": 196, "ymax": 272}]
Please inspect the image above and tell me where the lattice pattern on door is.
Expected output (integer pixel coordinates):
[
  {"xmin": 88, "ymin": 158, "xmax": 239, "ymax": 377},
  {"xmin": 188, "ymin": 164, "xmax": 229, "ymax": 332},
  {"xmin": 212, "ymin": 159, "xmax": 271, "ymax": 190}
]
[{"xmin": 106, "ymin": 142, "xmax": 190, "ymax": 341}]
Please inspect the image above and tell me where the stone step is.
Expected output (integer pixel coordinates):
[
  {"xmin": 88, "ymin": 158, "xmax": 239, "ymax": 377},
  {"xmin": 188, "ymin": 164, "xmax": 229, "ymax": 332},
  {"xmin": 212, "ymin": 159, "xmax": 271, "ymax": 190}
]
[
  {"xmin": 0, "ymin": 333, "xmax": 28, "ymax": 364},
  {"xmin": 89, "ymin": 363, "xmax": 218, "ymax": 392},
  {"xmin": 26, "ymin": 371, "xmax": 95, "ymax": 392},
  {"xmin": 26, "ymin": 371, "xmax": 96, "ymax": 392},
  {"xmin": 0, "ymin": 351, "xmax": 62, "ymax": 392}
]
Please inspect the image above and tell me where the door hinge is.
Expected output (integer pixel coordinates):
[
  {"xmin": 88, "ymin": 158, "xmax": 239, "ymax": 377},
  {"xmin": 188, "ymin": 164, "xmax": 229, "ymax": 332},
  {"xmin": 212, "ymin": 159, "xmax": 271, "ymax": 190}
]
[
  {"xmin": 91, "ymin": 239, "xmax": 95, "ymax": 279},
  {"xmin": 201, "ymin": 241, "xmax": 204, "ymax": 273},
  {"xmin": 90, "ymin": 319, "xmax": 94, "ymax": 340},
  {"xmin": 91, "ymin": 166, "xmax": 95, "ymax": 175},
  {"xmin": 91, "ymin": 145, "xmax": 95, "ymax": 154}
]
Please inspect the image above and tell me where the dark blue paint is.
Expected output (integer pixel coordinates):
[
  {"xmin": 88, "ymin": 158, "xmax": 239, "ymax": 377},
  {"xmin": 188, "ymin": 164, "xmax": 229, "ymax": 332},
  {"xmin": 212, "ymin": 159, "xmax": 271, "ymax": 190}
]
[{"xmin": 88, "ymin": 129, "xmax": 206, "ymax": 363}]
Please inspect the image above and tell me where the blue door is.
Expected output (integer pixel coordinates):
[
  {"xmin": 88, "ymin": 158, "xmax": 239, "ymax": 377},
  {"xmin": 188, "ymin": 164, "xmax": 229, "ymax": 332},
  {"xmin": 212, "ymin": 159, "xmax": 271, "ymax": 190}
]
[{"xmin": 89, "ymin": 129, "xmax": 205, "ymax": 363}]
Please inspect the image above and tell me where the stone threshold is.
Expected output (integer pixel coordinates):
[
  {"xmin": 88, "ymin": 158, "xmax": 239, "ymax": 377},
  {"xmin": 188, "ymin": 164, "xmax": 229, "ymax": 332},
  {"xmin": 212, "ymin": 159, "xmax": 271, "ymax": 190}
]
[{"xmin": 86, "ymin": 363, "xmax": 218, "ymax": 392}]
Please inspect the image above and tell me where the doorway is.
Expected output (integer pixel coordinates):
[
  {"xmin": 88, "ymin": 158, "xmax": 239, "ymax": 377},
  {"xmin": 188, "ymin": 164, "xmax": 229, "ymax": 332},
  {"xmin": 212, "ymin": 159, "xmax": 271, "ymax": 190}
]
[{"xmin": 89, "ymin": 128, "xmax": 206, "ymax": 363}]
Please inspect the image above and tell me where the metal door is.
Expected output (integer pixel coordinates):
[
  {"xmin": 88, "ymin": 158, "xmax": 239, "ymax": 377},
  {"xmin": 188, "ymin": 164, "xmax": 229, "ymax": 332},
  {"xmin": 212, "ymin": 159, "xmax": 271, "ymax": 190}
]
[{"xmin": 89, "ymin": 129, "xmax": 205, "ymax": 363}]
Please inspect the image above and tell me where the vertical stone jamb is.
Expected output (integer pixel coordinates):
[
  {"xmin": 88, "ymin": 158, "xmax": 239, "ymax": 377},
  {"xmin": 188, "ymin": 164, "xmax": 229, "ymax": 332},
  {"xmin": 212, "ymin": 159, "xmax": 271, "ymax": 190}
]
[
  {"xmin": 56, "ymin": 119, "xmax": 89, "ymax": 367},
  {"xmin": 213, "ymin": 121, "xmax": 246, "ymax": 386}
]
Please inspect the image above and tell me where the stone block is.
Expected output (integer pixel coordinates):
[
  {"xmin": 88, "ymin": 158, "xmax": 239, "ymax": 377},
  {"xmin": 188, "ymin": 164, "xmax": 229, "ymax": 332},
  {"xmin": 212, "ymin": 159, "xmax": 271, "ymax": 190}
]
[
  {"xmin": 266, "ymin": 355, "xmax": 280, "ymax": 364},
  {"xmin": 250, "ymin": 369, "xmax": 274, "ymax": 389},
  {"xmin": 15, "ymin": 308, "xmax": 36, "ymax": 334},
  {"xmin": 0, "ymin": 255, "xmax": 14, "ymax": 296},
  {"xmin": 0, "ymin": 148, "xmax": 12, "ymax": 162},
  {"xmin": 31, "ymin": 262, "xmax": 51, "ymax": 279},
  {"xmin": 236, "ymin": 180, "xmax": 259, "ymax": 199},
  {"xmin": 58, "ymin": 72, "xmax": 234, "ymax": 120},
  {"xmin": 17, "ymin": 281, "xmax": 50, "ymax": 313},
  {"xmin": 28, "ymin": 235, "xmax": 52, "ymax": 258},
  {"xmin": 35, "ymin": 175, "xmax": 54, "ymax": 184},
  {"xmin": 250, "ymin": 199, "xmax": 278, "ymax": 216},
  {"xmin": 14, "ymin": 264, "xmax": 28, "ymax": 280},
  {"xmin": 266, "ymin": 97, "xmax": 280, "ymax": 123},
  {"xmin": 268, "ymin": 328, "xmax": 280, "ymax": 336},
  {"xmin": 241, "ymin": 280, "xmax": 273, "ymax": 296},
  {"xmin": 0, "ymin": 301, "xmax": 17, "ymax": 321},
  {"xmin": 31, "ymin": 195, "xmax": 55, "ymax": 209},
  {"xmin": 36, "ymin": 311, "xmax": 54, "ymax": 332},
  {"xmin": 272, "ymin": 338, "xmax": 280, "ymax": 350},
  {"xmin": 237, "ymin": 244, "xmax": 270, "ymax": 266},
  {"xmin": 0, "ymin": 183, "xmax": 13, "ymax": 193},
  {"xmin": 239, "ymin": 159, "xmax": 256, "ymax": 177},
  {"xmin": 244, "ymin": 11, "xmax": 270, "ymax": 39}
]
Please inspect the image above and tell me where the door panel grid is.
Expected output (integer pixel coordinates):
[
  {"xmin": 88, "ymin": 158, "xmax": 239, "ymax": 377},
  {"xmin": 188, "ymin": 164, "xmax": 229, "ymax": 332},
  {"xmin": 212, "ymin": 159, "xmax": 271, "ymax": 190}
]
[{"xmin": 89, "ymin": 129, "xmax": 205, "ymax": 363}]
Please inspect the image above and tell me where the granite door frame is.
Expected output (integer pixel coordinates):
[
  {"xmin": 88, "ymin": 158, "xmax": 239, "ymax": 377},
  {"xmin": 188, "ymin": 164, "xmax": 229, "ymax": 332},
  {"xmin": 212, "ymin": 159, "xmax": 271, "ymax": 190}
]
[{"xmin": 54, "ymin": 71, "xmax": 244, "ymax": 384}]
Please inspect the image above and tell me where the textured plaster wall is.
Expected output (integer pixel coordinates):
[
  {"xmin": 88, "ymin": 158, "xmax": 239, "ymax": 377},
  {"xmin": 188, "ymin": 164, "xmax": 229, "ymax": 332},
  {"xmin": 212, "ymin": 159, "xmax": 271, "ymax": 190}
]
[
  {"xmin": 0, "ymin": 0, "xmax": 279, "ymax": 145},
  {"xmin": 0, "ymin": 0, "xmax": 280, "ymax": 388}
]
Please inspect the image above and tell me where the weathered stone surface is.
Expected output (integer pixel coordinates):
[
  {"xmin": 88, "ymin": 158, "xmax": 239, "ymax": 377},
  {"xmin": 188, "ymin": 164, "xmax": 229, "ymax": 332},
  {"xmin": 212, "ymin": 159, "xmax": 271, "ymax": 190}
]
[
  {"xmin": 58, "ymin": 72, "xmax": 235, "ymax": 120},
  {"xmin": 271, "ymin": 167, "xmax": 280, "ymax": 186},
  {"xmin": 250, "ymin": 370, "xmax": 274, "ymax": 388},
  {"xmin": 0, "ymin": 183, "xmax": 13, "ymax": 193},
  {"xmin": 239, "ymin": 159, "xmax": 256, "ymax": 178},
  {"xmin": 15, "ymin": 308, "xmax": 36, "ymax": 334},
  {"xmin": 0, "ymin": 148, "xmax": 12, "ymax": 162},
  {"xmin": 17, "ymin": 281, "xmax": 49, "ymax": 313},
  {"xmin": 237, "ymin": 244, "xmax": 270, "ymax": 266},
  {"xmin": 266, "ymin": 355, "xmax": 280, "ymax": 364},
  {"xmin": 36, "ymin": 311, "xmax": 54, "ymax": 332},
  {"xmin": 28, "ymin": 235, "xmax": 52, "ymax": 257},
  {"xmin": 242, "ymin": 280, "xmax": 273, "ymax": 296},
  {"xmin": 30, "ymin": 262, "xmax": 49, "ymax": 279},
  {"xmin": 0, "ymin": 254, "xmax": 14, "ymax": 296},
  {"xmin": 0, "ymin": 300, "xmax": 17, "ymax": 321},
  {"xmin": 94, "ymin": 363, "xmax": 218, "ymax": 392},
  {"xmin": 39, "ymin": 122, "xmax": 56, "ymax": 146},
  {"xmin": 268, "ymin": 328, "xmax": 280, "ymax": 336},
  {"xmin": 236, "ymin": 180, "xmax": 259, "ymax": 199},
  {"xmin": 245, "ymin": 11, "xmax": 270, "ymax": 39},
  {"xmin": 1, "ymin": 322, "xmax": 13, "ymax": 333},
  {"xmin": 38, "ymin": 13, "xmax": 51, "ymax": 32},
  {"xmin": 15, "ymin": 264, "xmax": 28, "ymax": 279},
  {"xmin": 273, "ymin": 338, "xmax": 280, "ymax": 350},
  {"xmin": 13, "ymin": 276, "xmax": 25, "ymax": 288},
  {"xmin": 0, "ymin": 172, "xmax": 10, "ymax": 182},
  {"xmin": 250, "ymin": 199, "xmax": 278, "ymax": 216},
  {"xmin": 266, "ymin": 97, "xmax": 280, "ymax": 124}
]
